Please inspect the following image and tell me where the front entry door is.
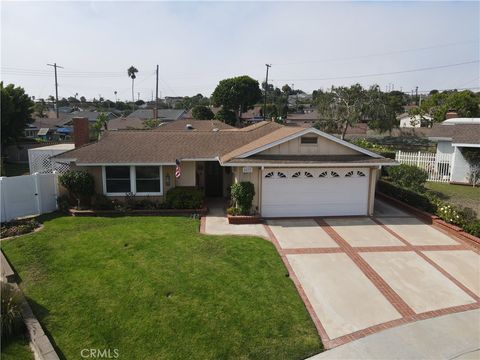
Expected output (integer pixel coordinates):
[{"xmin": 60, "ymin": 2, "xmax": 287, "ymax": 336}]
[{"xmin": 205, "ymin": 162, "xmax": 223, "ymax": 197}]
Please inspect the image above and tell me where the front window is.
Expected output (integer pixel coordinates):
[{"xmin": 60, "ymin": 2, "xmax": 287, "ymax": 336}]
[
  {"xmin": 105, "ymin": 166, "xmax": 131, "ymax": 193},
  {"xmin": 136, "ymin": 166, "xmax": 161, "ymax": 193}
]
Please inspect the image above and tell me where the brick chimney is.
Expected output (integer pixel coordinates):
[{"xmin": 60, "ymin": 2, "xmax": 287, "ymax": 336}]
[
  {"xmin": 73, "ymin": 117, "xmax": 90, "ymax": 148},
  {"xmin": 445, "ymin": 110, "xmax": 458, "ymax": 120}
]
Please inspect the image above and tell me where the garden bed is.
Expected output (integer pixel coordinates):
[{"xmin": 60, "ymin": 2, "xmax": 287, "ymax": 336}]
[
  {"xmin": 227, "ymin": 214, "xmax": 263, "ymax": 224},
  {"xmin": 1, "ymin": 219, "xmax": 41, "ymax": 239},
  {"xmin": 69, "ymin": 207, "xmax": 208, "ymax": 217}
]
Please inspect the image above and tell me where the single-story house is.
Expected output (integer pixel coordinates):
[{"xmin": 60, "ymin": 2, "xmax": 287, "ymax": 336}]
[
  {"xmin": 54, "ymin": 117, "xmax": 395, "ymax": 217},
  {"xmin": 429, "ymin": 118, "xmax": 480, "ymax": 184},
  {"xmin": 398, "ymin": 113, "xmax": 432, "ymax": 128}
]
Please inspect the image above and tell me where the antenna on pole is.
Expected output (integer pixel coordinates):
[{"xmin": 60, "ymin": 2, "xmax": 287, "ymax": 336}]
[
  {"xmin": 264, "ymin": 64, "xmax": 271, "ymax": 121},
  {"xmin": 47, "ymin": 63, "xmax": 64, "ymax": 118},
  {"xmin": 155, "ymin": 65, "xmax": 159, "ymax": 121}
]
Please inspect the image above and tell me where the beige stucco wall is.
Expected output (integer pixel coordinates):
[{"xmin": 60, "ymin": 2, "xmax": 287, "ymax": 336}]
[
  {"xmin": 175, "ymin": 161, "xmax": 196, "ymax": 187},
  {"xmin": 259, "ymin": 134, "xmax": 359, "ymax": 156},
  {"xmin": 232, "ymin": 166, "xmax": 261, "ymax": 212}
]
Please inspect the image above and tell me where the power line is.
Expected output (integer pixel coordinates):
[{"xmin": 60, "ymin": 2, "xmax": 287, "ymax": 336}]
[
  {"xmin": 273, "ymin": 40, "xmax": 478, "ymax": 66},
  {"xmin": 271, "ymin": 60, "xmax": 479, "ymax": 82}
]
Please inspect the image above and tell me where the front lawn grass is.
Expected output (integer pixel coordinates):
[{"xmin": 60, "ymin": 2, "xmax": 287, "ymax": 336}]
[
  {"xmin": 1, "ymin": 216, "xmax": 323, "ymax": 360},
  {"xmin": 426, "ymin": 182, "xmax": 480, "ymax": 217},
  {"xmin": 1, "ymin": 334, "xmax": 33, "ymax": 360}
]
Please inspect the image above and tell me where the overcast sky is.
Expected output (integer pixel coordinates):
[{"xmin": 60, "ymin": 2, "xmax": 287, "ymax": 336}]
[{"xmin": 1, "ymin": 1, "xmax": 479, "ymax": 101}]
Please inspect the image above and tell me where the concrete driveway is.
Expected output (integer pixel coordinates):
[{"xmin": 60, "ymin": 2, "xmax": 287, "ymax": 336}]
[{"xmin": 266, "ymin": 199, "xmax": 480, "ymax": 351}]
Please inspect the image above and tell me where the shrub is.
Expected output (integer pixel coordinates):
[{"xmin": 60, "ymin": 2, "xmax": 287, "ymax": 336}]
[
  {"xmin": 59, "ymin": 170, "xmax": 95, "ymax": 208},
  {"xmin": 166, "ymin": 187, "xmax": 204, "ymax": 209},
  {"xmin": 92, "ymin": 194, "xmax": 115, "ymax": 210},
  {"xmin": 1, "ymin": 282, "xmax": 24, "ymax": 340},
  {"xmin": 377, "ymin": 180, "xmax": 437, "ymax": 213},
  {"xmin": 0, "ymin": 219, "xmax": 40, "ymax": 238},
  {"xmin": 464, "ymin": 220, "xmax": 480, "ymax": 237},
  {"xmin": 230, "ymin": 182, "xmax": 255, "ymax": 215},
  {"xmin": 57, "ymin": 195, "xmax": 72, "ymax": 214},
  {"xmin": 387, "ymin": 164, "xmax": 428, "ymax": 192}
]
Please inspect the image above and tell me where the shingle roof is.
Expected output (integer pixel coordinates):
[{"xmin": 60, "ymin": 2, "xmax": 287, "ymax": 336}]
[
  {"xmin": 154, "ymin": 119, "xmax": 234, "ymax": 131},
  {"xmin": 107, "ymin": 117, "xmax": 145, "ymax": 130},
  {"xmin": 429, "ymin": 123, "xmax": 480, "ymax": 144},
  {"xmin": 55, "ymin": 121, "xmax": 284, "ymax": 164},
  {"xmin": 126, "ymin": 109, "xmax": 186, "ymax": 121},
  {"xmin": 220, "ymin": 127, "xmax": 304, "ymax": 162}
]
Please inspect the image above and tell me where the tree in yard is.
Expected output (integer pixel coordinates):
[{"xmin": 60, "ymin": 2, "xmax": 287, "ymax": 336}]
[
  {"xmin": 211, "ymin": 76, "xmax": 262, "ymax": 122},
  {"xmin": 1, "ymin": 82, "xmax": 34, "ymax": 147},
  {"xmin": 315, "ymin": 84, "xmax": 367, "ymax": 139},
  {"xmin": 92, "ymin": 112, "xmax": 109, "ymax": 139},
  {"xmin": 34, "ymin": 99, "xmax": 48, "ymax": 118},
  {"xmin": 80, "ymin": 96, "xmax": 86, "ymax": 103},
  {"xmin": 214, "ymin": 108, "xmax": 237, "ymax": 126},
  {"xmin": 364, "ymin": 86, "xmax": 404, "ymax": 134},
  {"xmin": 282, "ymin": 84, "xmax": 292, "ymax": 95},
  {"xmin": 144, "ymin": 119, "xmax": 161, "ymax": 129},
  {"xmin": 127, "ymin": 66, "xmax": 138, "ymax": 108},
  {"xmin": 192, "ymin": 105, "xmax": 214, "ymax": 120},
  {"xmin": 414, "ymin": 90, "xmax": 480, "ymax": 123}
]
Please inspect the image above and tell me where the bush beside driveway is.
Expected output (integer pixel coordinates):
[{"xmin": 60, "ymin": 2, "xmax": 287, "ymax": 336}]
[{"xmin": 1, "ymin": 215, "xmax": 323, "ymax": 360}]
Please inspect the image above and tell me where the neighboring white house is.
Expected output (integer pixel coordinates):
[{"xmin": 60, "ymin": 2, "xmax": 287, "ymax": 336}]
[
  {"xmin": 398, "ymin": 113, "xmax": 432, "ymax": 128},
  {"xmin": 429, "ymin": 118, "xmax": 480, "ymax": 184}
]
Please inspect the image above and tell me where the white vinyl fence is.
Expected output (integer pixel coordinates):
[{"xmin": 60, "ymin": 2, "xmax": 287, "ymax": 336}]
[
  {"xmin": 0, "ymin": 173, "xmax": 59, "ymax": 223},
  {"xmin": 395, "ymin": 150, "xmax": 452, "ymax": 183}
]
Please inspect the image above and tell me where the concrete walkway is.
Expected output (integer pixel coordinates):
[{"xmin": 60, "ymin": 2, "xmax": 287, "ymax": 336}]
[
  {"xmin": 309, "ymin": 309, "xmax": 480, "ymax": 360},
  {"xmin": 203, "ymin": 203, "xmax": 269, "ymax": 238}
]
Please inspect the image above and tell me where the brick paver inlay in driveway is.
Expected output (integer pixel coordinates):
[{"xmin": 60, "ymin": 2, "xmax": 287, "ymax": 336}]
[{"xmin": 265, "ymin": 208, "xmax": 480, "ymax": 350}]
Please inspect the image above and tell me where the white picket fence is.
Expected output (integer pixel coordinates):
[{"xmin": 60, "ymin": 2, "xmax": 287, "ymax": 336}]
[
  {"xmin": 395, "ymin": 151, "xmax": 452, "ymax": 183},
  {"xmin": 0, "ymin": 173, "xmax": 59, "ymax": 223}
]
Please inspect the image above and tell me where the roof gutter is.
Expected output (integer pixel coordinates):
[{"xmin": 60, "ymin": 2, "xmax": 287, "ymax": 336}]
[{"xmin": 222, "ymin": 161, "xmax": 398, "ymax": 167}]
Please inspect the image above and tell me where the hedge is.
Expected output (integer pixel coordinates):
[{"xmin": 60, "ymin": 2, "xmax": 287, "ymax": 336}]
[
  {"xmin": 377, "ymin": 180, "xmax": 436, "ymax": 213},
  {"xmin": 377, "ymin": 180, "xmax": 480, "ymax": 237}
]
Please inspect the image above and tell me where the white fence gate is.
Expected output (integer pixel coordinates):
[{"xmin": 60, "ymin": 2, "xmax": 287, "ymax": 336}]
[
  {"xmin": 0, "ymin": 173, "xmax": 59, "ymax": 223},
  {"xmin": 395, "ymin": 151, "xmax": 452, "ymax": 182}
]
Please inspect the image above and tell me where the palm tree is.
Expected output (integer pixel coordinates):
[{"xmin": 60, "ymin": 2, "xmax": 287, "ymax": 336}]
[
  {"xmin": 114, "ymin": 91, "xmax": 118, "ymax": 103},
  {"xmin": 127, "ymin": 66, "xmax": 138, "ymax": 110}
]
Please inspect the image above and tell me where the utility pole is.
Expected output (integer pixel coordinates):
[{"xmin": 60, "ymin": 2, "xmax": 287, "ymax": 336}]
[
  {"xmin": 47, "ymin": 63, "xmax": 63, "ymax": 118},
  {"xmin": 415, "ymin": 86, "xmax": 419, "ymax": 105},
  {"xmin": 155, "ymin": 65, "xmax": 159, "ymax": 120},
  {"xmin": 137, "ymin": 92, "xmax": 140, "ymax": 101},
  {"xmin": 263, "ymin": 64, "xmax": 271, "ymax": 120}
]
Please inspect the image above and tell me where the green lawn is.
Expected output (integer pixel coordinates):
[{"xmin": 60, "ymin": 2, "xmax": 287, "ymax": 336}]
[
  {"xmin": 426, "ymin": 182, "xmax": 480, "ymax": 217},
  {"xmin": 1, "ymin": 216, "xmax": 323, "ymax": 360},
  {"xmin": 1, "ymin": 334, "xmax": 33, "ymax": 360}
]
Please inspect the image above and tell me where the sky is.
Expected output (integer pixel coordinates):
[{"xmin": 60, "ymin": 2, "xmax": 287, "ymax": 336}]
[{"xmin": 1, "ymin": 1, "xmax": 479, "ymax": 101}]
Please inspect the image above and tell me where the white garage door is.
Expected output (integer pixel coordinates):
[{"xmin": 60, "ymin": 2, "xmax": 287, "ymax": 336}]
[{"xmin": 261, "ymin": 168, "xmax": 370, "ymax": 217}]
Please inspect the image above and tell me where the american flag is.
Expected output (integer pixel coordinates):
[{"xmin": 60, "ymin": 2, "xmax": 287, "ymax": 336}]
[{"xmin": 175, "ymin": 159, "xmax": 181, "ymax": 178}]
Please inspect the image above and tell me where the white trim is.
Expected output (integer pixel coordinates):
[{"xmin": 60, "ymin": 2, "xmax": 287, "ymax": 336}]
[
  {"xmin": 452, "ymin": 143, "xmax": 480, "ymax": 148},
  {"xmin": 180, "ymin": 158, "xmax": 218, "ymax": 162},
  {"xmin": 236, "ymin": 128, "xmax": 382, "ymax": 159},
  {"xmin": 223, "ymin": 162, "xmax": 396, "ymax": 167},
  {"xmin": 102, "ymin": 165, "xmax": 164, "ymax": 196}
]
